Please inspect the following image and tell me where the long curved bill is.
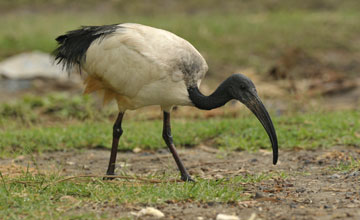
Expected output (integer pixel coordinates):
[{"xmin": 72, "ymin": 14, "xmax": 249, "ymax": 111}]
[{"xmin": 244, "ymin": 94, "xmax": 278, "ymax": 165}]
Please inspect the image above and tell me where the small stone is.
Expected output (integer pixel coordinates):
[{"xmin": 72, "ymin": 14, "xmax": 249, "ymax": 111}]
[
  {"xmin": 323, "ymin": 205, "xmax": 331, "ymax": 209},
  {"xmin": 250, "ymin": 158, "xmax": 258, "ymax": 163},
  {"xmin": 207, "ymin": 202, "xmax": 215, "ymax": 206},
  {"xmin": 289, "ymin": 203, "xmax": 297, "ymax": 208},
  {"xmin": 140, "ymin": 152, "xmax": 151, "ymax": 156},
  {"xmin": 345, "ymin": 192, "xmax": 353, "ymax": 199},
  {"xmin": 296, "ymin": 188, "xmax": 306, "ymax": 193},
  {"xmin": 303, "ymin": 198, "xmax": 312, "ymax": 204},
  {"xmin": 59, "ymin": 195, "xmax": 77, "ymax": 203},
  {"xmin": 157, "ymin": 149, "xmax": 168, "ymax": 154},
  {"xmin": 14, "ymin": 155, "xmax": 25, "ymax": 162},
  {"xmin": 133, "ymin": 147, "xmax": 142, "ymax": 153},
  {"xmin": 318, "ymin": 160, "xmax": 324, "ymax": 165},
  {"xmin": 216, "ymin": 214, "xmax": 240, "ymax": 220},
  {"xmin": 118, "ymin": 162, "xmax": 131, "ymax": 168},
  {"xmin": 197, "ymin": 217, "xmax": 204, "ymax": 220},
  {"xmin": 248, "ymin": 213, "xmax": 257, "ymax": 220},
  {"xmin": 135, "ymin": 207, "xmax": 164, "ymax": 218},
  {"xmin": 329, "ymin": 174, "xmax": 341, "ymax": 179},
  {"xmin": 66, "ymin": 161, "xmax": 75, "ymax": 165},
  {"xmin": 253, "ymin": 192, "xmax": 264, "ymax": 199},
  {"xmin": 346, "ymin": 203, "xmax": 358, "ymax": 208},
  {"xmin": 303, "ymin": 159, "xmax": 312, "ymax": 165},
  {"xmin": 347, "ymin": 171, "xmax": 360, "ymax": 177},
  {"xmin": 214, "ymin": 174, "xmax": 224, "ymax": 179}
]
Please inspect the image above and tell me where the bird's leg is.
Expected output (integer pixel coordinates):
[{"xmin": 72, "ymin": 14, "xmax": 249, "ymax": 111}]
[
  {"xmin": 104, "ymin": 112, "xmax": 124, "ymax": 179},
  {"xmin": 162, "ymin": 111, "xmax": 194, "ymax": 182}
]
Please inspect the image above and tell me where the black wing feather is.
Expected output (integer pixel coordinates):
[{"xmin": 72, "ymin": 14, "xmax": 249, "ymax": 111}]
[{"xmin": 53, "ymin": 24, "xmax": 121, "ymax": 71}]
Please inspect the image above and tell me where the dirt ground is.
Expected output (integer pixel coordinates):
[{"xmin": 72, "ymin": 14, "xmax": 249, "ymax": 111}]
[{"xmin": 2, "ymin": 145, "xmax": 360, "ymax": 220}]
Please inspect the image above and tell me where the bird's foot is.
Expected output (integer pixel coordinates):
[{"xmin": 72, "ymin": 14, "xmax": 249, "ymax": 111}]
[
  {"xmin": 181, "ymin": 174, "xmax": 195, "ymax": 182},
  {"xmin": 103, "ymin": 172, "xmax": 116, "ymax": 180}
]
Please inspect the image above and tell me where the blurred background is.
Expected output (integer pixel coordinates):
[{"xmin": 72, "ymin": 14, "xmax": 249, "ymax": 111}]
[
  {"xmin": 1, "ymin": 2, "xmax": 360, "ymax": 217},
  {"xmin": 0, "ymin": 0, "xmax": 359, "ymax": 120}
]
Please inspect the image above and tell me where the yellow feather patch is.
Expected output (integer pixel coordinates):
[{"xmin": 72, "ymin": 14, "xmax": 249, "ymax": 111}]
[
  {"xmin": 103, "ymin": 89, "xmax": 117, "ymax": 105},
  {"xmin": 84, "ymin": 75, "xmax": 116, "ymax": 105},
  {"xmin": 83, "ymin": 75, "xmax": 134, "ymax": 110},
  {"xmin": 83, "ymin": 75, "xmax": 104, "ymax": 94}
]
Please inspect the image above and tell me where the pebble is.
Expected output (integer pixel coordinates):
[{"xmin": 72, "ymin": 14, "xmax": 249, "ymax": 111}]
[
  {"xmin": 65, "ymin": 161, "xmax": 75, "ymax": 165},
  {"xmin": 347, "ymin": 171, "xmax": 360, "ymax": 178},
  {"xmin": 303, "ymin": 198, "xmax": 312, "ymax": 204},
  {"xmin": 132, "ymin": 207, "xmax": 165, "ymax": 218},
  {"xmin": 248, "ymin": 213, "xmax": 257, "ymax": 220},
  {"xmin": 345, "ymin": 192, "xmax": 354, "ymax": 199},
  {"xmin": 289, "ymin": 203, "xmax": 297, "ymax": 208},
  {"xmin": 250, "ymin": 158, "xmax": 258, "ymax": 163},
  {"xmin": 14, "ymin": 155, "xmax": 25, "ymax": 162},
  {"xmin": 303, "ymin": 159, "xmax": 312, "ymax": 165},
  {"xmin": 323, "ymin": 205, "xmax": 331, "ymax": 209},
  {"xmin": 253, "ymin": 192, "xmax": 264, "ymax": 199},
  {"xmin": 329, "ymin": 174, "xmax": 341, "ymax": 179},
  {"xmin": 207, "ymin": 202, "xmax": 215, "ymax": 206},
  {"xmin": 216, "ymin": 214, "xmax": 240, "ymax": 220},
  {"xmin": 157, "ymin": 149, "xmax": 168, "ymax": 154},
  {"xmin": 296, "ymin": 187, "xmax": 306, "ymax": 193},
  {"xmin": 214, "ymin": 174, "xmax": 224, "ymax": 179},
  {"xmin": 132, "ymin": 147, "xmax": 142, "ymax": 153},
  {"xmin": 59, "ymin": 195, "xmax": 77, "ymax": 203}
]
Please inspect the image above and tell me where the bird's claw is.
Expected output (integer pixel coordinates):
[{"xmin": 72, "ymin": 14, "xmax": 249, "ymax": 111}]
[
  {"xmin": 181, "ymin": 175, "xmax": 195, "ymax": 182},
  {"xmin": 103, "ymin": 172, "xmax": 116, "ymax": 180}
]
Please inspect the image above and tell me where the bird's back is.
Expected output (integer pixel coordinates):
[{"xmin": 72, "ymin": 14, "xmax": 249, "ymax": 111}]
[{"xmin": 54, "ymin": 23, "xmax": 208, "ymax": 110}]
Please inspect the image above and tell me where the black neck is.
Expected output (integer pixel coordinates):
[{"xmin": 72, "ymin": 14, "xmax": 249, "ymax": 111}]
[{"xmin": 187, "ymin": 80, "xmax": 232, "ymax": 110}]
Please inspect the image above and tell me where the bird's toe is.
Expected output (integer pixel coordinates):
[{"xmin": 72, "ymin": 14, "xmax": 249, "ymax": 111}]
[
  {"xmin": 181, "ymin": 175, "xmax": 195, "ymax": 182},
  {"xmin": 103, "ymin": 172, "xmax": 116, "ymax": 180}
]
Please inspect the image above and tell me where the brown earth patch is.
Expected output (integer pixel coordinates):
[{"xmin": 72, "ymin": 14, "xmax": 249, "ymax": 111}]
[{"xmin": 2, "ymin": 146, "xmax": 360, "ymax": 219}]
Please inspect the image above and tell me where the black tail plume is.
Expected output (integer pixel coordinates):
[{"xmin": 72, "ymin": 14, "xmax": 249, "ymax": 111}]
[{"xmin": 53, "ymin": 24, "xmax": 121, "ymax": 72}]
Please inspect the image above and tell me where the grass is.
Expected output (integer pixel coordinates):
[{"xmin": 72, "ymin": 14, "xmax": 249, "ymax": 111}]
[
  {"xmin": 332, "ymin": 157, "xmax": 360, "ymax": 172},
  {"xmin": 0, "ymin": 94, "xmax": 359, "ymax": 158},
  {"xmin": 1, "ymin": 94, "xmax": 357, "ymax": 219},
  {"xmin": 1, "ymin": 9, "xmax": 360, "ymax": 75},
  {"xmin": 0, "ymin": 171, "xmax": 282, "ymax": 219},
  {"xmin": 1, "ymin": 2, "xmax": 360, "ymax": 218},
  {"xmin": 0, "ymin": 100, "xmax": 357, "ymax": 219},
  {"xmin": 0, "ymin": 92, "xmax": 358, "ymax": 220}
]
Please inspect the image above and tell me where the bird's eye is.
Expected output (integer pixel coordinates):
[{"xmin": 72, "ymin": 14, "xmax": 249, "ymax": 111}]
[{"xmin": 239, "ymin": 85, "xmax": 246, "ymax": 90}]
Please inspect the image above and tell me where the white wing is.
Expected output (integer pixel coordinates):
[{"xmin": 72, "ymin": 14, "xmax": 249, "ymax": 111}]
[{"xmin": 84, "ymin": 23, "xmax": 208, "ymax": 98}]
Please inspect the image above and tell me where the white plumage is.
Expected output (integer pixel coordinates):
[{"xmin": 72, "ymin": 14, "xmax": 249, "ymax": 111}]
[
  {"xmin": 78, "ymin": 23, "xmax": 208, "ymax": 112},
  {"xmin": 54, "ymin": 23, "xmax": 278, "ymax": 181}
]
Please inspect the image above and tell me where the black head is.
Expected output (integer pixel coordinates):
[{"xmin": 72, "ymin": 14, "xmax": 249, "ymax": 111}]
[
  {"xmin": 227, "ymin": 73, "xmax": 278, "ymax": 165},
  {"xmin": 227, "ymin": 74, "xmax": 257, "ymax": 103},
  {"xmin": 187, "ymin": 73, "xmax": 278, "ymax": 164}
]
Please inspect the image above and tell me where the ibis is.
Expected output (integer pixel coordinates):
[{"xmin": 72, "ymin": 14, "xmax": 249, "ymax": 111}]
[{"xmin": 54, "ymin": 23, "xmax": 278, "ymax": 181}]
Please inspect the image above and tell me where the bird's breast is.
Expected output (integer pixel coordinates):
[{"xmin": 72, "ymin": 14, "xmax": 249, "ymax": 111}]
[{"xmin": 122, "ymin": 77, "xmax": 193, "ymax": 111}]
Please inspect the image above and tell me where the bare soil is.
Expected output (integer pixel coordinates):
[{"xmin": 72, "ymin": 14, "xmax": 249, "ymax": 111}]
[{"xmin": 2, "ymin": 145, "xmax": 360, "ymax": 220}]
